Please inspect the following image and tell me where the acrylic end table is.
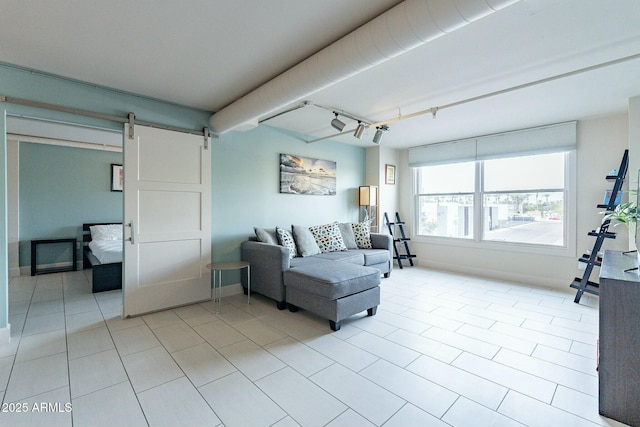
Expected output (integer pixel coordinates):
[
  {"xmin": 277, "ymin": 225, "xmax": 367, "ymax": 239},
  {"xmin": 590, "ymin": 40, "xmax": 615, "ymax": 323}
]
[{"xmin": 206, "ymin": 261, "xmax": 250, "ymax": 313}]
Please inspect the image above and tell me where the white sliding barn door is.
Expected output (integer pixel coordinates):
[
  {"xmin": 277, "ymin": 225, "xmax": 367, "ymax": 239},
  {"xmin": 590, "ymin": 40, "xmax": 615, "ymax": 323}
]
[{"xmin": 123, "ymin": 124, "xmax": 211, "ymax": 317}]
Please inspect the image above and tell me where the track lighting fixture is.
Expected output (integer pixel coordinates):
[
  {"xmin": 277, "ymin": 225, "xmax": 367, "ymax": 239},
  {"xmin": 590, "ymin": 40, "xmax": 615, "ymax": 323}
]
[
  {"xmin": 354, "ymin": 121, "xmax": 365, "ymax": 139},
  {"xmin": 373, "ymin": 127, "xmax": 383, "ymax": 144},
  {"xmin": 330, "ymin": 112, "xmax": 346, "ymax": 132}
]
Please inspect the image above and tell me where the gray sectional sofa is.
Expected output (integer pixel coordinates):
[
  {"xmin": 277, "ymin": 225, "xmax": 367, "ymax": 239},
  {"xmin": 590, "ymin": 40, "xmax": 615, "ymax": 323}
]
[{"xmin": 240, "ymin": 223, "xmax": 393, "ymax": 330}]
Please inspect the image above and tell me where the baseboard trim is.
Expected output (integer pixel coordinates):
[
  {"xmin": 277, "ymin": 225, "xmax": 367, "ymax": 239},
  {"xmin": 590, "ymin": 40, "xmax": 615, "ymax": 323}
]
[
  {"xmin": 415, "ymin": 260, "xmax": 568, "ymax": 291},
  {"xmin": 221, "ymin": 283, "xmax": 244, "ymax": 297},
  {"xmin": 0, "ymin": 324, "xmax": 11, "ymax": 345}
]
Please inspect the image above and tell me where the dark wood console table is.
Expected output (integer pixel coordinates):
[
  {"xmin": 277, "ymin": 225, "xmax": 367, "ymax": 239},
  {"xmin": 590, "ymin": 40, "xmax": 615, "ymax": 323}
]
[
  {"xmin": 599, "ymin": 250, "xmax": 640, "ymax": 427},
  {"xmin": 31, "ymin": 238, "xmax": 78, "ymax": 276}
]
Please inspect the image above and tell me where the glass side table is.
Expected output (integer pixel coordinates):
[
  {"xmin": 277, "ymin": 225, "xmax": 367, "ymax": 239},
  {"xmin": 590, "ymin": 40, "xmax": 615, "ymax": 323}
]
[{"xmin": 206, "ymin": 261, "xmax": 250, "ymax": 313}]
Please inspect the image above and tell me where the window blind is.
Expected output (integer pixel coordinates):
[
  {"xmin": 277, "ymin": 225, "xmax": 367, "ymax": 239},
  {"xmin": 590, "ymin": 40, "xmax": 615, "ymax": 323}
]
[{"xmin": 408, "ymin": 121, "xmax": 576, "ymax": 167}]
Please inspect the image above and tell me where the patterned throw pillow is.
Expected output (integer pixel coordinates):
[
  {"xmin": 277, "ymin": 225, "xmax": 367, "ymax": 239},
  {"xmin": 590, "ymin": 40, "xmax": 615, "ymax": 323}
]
[
  {"xmin": 309, "ymin": 222, "xmax": 347, "ymax": 253},
  {"xmin": 352, "ymin": 222, "xmax": 372, "ymax": 249},
  {"xmin": 276, "ymin": 227, "xmax": 297, "ymax": 259}
]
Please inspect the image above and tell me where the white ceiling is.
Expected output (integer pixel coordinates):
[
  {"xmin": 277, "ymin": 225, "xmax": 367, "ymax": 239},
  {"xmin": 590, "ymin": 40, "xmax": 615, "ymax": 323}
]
[{"xmin": 1, "ymin": 0, "xmax": 639, "ymax": 149}]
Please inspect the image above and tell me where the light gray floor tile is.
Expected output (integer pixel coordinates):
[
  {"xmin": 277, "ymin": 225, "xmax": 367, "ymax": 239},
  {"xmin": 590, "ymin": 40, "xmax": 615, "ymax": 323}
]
[
  {"xmin": 347, "ymin": 330, "xmax": 420, "ymax": 367},
  {"xmin": 383, "ymin": 403, "xmax": 450, "ymax": 427},
  {"xmin": 257, "ymin": 367, "xmax": 347, "ymax": 427},
  {"xmin": 172, "ymin": 342, "xmax": 236, "ymax": 387},
  {"xmin": 324, "ymin": 409, "xmax": 375, "ymax": 427},
  {"xmin": 522, "ymin": 318, "xmax": 598, "ymax": 345},
  {"xmin": 499, "ymin": 390, "xmax": 601, "ymax": 427},
  {"xmin": 110, "ymin": 323, "xmax": 161, "ymax": 356},
  {"xmin": 443, "ymin": 396, "xmax": 526, "ymax": 427},
  {"xmin": 360, "ymin": 359, "xmax": 458, "ymax": 418},
  {"xmin": 72, "ymin": 381, "xmax": 147, "ymax": 427},
  {"xmin": 199, "ymin": 371, "xmax": 286, "ymax": 427},
  {"xmin": 532, "ymin": 345, "xmax": 597, "ymax": 376},
  {"xmin": 153, "ymin": 321, "xmax": 204, "ymax": 353},
  {"xmin": 65, "ymin": 310, "xmax": 105, "ymax": 333},
  {"xmin": 372, "ymin": 310, "xmax": 430, "ymax": 334},
  {"xmin": 4, "ymin": 267, "xmax": 608, "ymax": 427},
  {"xmin": 0, "ymin": 386, "xmax": 72, "ymax": 427},
  {"xmin": 67, "ymin": 325, "xmax": 114, "ymax": 360},
  {"xmin": 305, "ymin": 334, "xmax": 379, "ymax": 372},
  {"xmin": 15, "ymin": 328, "xmax": 66, "ymax": 362},
  {"xmin": 490, "ymin": 321, "xmax": 572, "ymax": 351},
  {"xmin": 407, "ymin": 355, "xmax": 508, "ymax": 410},
  {"xmin": 421, "ymin": 326, "xmax": 501, "ymax": 359},
  {"xmin": 138, "ymin": 377, "xmax": 221, "ymax": 427},
  {"xmin": 22, "ymin": 312, "xmax": 65, "ymax": 336},
  {"xmin": 456, "ymin": 323, "xmax": 537, "ymax": 355},
  {"xmin": 193, "ymin": 320, "xmax": 247, "ymax": 349},
  {"xmin": 69, "ymin": 349, "xmax": 128, "ymax": 398},
  {"xmin": 172, "ymin": 304, "xmax": 218, "ymax": 327},
  {"xmin": 121, "ymin": 346, "xmax": 184, "ymax": 393},
  {"xmin": 310, "ymin": 363, "xmax": 405, "ymax": 425},
  {"xmin": 232, "ymin": 317, "xmax": 288, "ymax": 346},
  {"xmin": 4, "ymin": 352, "xmax": 69, "ymax": 402},
  {"xmin": 218, "ymin": 339, "xmax": 286, "ymax": 381},
  {"xmin": 493, "ymin": 348, "xmax": 599, "ymax": 397},
  {"xmin": 142, "ymin": 310, "xmax": 183, "ymax": 329},
  {"xmin": 385, "ymin": 329, "xmax": 462, "ymax": 363},
  {"xmin": 264, "ymin": 337, "xmax": 333, "ymax": 377},
  {"xmin": 452, "ymin": 352, "xmax": 556, "ymax": 403}
]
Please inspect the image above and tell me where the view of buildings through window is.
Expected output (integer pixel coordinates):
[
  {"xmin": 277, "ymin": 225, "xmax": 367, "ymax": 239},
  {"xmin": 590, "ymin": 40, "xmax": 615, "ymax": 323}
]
[{"xmin": 416, "ymin": 152, "xmax": 566, "ymax": 246}]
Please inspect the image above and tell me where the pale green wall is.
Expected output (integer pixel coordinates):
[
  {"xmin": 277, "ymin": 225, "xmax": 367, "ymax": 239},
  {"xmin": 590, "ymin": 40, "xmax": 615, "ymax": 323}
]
[
  {"xmin": 18, "ymin": 142, "xmax": 123, "ymax": 266},
  {"xmin": 212, "ymin": 125, "xmax": 364, "ymax": 262},
  {"xmin": 1, "ymin": 109, "xmax": 8, "ymax": 331}
]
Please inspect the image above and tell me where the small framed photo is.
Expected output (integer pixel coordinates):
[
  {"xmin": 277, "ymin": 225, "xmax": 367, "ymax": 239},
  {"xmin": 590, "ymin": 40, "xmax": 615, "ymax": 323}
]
[
  {"xmin": 111, "ymin": 164, "xmax": 123, "ymax": 192},
  {"xmin": 385, "ymin": 164, "xmax": 396, "ymax": 185}
]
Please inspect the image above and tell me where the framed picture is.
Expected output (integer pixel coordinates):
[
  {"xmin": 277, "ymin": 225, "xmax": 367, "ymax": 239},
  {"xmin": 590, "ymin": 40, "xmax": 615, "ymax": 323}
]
[
  {"xmin": 385, "ymin": 164, "xmax": 396, "ymax": 185},
  {"xmin": 279, "ymin": 153, "xmax": 336, "ymax": 195},
  {"xmin": 111, "ymin": 164, "xmax": 123, "ymax": 192}
]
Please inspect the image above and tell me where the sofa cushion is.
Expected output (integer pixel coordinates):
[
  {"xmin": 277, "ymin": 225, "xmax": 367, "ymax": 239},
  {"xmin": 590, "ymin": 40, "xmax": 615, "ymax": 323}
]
[
  {"xmin": 311, "ymin": 251, "xmax": 364, "ymax": 265},
  {"xmin": 309, "ymin": 222, "xmax": 347, "ymax": 253},
  {"xmin": 284, "ymin": 260, "xmax": 380, "ymax": 300},
  {"xmin": 338, "ymin": 223, "xmax": 358, "ymax": 249},
  {"xmin": 276, "ymin": 227, "xmax": 297, "ymax": 259},
  {"xmin": 292, "ymin": 225, "xmax": 321, "ymax": 257},
  {"xmin": 352, "ymin": 222, "xmax": 373, "ymax": 249},
  {"xmin": 354, "ymin": 249, "xmax": 390, "ymax": 266},
  {"xmin": 254, "ymin": 227, "xmax": 277, "ymax": 245}
]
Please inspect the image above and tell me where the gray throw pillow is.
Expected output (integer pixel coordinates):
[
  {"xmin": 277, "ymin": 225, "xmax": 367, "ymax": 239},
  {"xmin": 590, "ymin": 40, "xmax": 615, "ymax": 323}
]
[
  {"xmin": 339, "ymin": 223, "xmax": 358, "ymax": 249},
  {"xmin": 254, "ymin": 227, "xmax": 277, "ymax": 245},
  {"xmin": 292, "ymin": 224, "xmax": 321, "ymax": 257}
]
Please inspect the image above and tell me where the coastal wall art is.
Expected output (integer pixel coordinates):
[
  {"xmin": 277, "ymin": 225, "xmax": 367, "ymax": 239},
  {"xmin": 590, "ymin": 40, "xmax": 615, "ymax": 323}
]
[{"xmin": 279, "ymin": 153, "xmax": 336, "ymax": 195}]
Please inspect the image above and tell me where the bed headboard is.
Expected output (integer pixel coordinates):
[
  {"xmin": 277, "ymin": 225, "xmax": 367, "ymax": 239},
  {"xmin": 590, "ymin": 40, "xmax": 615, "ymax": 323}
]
[{"xmin": 82, "ymin": 222, "xmax": 123, "ymax": 245}]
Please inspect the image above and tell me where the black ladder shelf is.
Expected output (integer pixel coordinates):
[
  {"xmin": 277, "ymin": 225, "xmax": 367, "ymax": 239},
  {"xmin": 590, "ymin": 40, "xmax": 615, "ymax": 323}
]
[
  {"xmin": 571, "ymin": 149, "xmax": 629, "ymax": 304},
  {"xmin": 384, "ymin": 212, "xmax": 416, "ymax": 269}
]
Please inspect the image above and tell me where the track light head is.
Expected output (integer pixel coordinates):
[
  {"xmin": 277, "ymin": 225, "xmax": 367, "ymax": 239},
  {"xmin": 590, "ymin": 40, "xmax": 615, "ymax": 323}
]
[
  {"xmin": 330, "ymin": 112, "xmax": 346, "ymax": 132},
  {"xmin": 373, "ymin": 127, "xmax": 383, "ymax": 144},
  {"xmin": 354, "ymin": 121, "xmax": 365, "ymax": 139}
]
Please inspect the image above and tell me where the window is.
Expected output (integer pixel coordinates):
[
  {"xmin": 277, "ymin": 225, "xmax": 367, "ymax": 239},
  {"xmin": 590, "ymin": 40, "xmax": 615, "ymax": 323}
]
[{"xmin": 415, "ymin": 152, "xmax": 570, "ymax": 248}]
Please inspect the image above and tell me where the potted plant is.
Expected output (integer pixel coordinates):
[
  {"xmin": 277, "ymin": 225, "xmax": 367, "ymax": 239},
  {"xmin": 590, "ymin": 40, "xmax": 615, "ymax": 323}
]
[{"xmin": 601, "ymin": 200, "xmax": 640, "ymax": 267}]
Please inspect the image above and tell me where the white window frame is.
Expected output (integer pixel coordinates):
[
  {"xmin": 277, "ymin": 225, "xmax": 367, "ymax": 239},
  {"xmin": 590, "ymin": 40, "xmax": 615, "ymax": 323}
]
[{"xmin": 412, "ymin": 150, "xmax": 577, "ymax": 257}]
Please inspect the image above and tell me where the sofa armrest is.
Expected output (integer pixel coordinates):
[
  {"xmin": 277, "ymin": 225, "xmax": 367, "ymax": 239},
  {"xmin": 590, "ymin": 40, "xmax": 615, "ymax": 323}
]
[
  {"xmin": 370, "ymin": 232, "xmax": 393, "ymax": 253},
  {"xmin": 240, "ymin": 240, "xmax": 290, "ymax": 303}
]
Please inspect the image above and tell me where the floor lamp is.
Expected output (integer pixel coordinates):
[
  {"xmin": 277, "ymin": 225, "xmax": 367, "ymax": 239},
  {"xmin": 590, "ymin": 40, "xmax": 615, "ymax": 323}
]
[{"xmin": 359, "ymin": 185, "xmax": 379, "ymax": 232}]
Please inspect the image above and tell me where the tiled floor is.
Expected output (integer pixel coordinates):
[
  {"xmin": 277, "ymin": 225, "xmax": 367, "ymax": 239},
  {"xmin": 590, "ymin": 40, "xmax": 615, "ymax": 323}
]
[{"xmin": 0, "ymin": 267, "xmax": 629, "ymax": 427}]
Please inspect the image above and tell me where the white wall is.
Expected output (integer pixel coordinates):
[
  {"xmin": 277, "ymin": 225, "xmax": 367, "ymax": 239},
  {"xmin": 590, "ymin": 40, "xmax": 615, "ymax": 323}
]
[
  {"xmin": 395, "ymin": 114, "xmax": 629, "ymax": 291},
  {"xmin": 365, "ymin": 146, "xmax": 400, "ymax": 231}
]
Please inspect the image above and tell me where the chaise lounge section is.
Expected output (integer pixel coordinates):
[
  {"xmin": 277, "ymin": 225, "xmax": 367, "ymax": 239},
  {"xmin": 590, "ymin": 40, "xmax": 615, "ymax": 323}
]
[{"xmin": 240, "ymin": 222, "xmax": 392, "ymax": 330}]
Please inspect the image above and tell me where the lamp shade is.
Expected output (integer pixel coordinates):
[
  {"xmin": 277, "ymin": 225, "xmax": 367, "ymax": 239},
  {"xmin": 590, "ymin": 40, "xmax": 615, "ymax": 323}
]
[{"xmin": 359, "ymin": 185, "xmax": 378, "ymax": 206}]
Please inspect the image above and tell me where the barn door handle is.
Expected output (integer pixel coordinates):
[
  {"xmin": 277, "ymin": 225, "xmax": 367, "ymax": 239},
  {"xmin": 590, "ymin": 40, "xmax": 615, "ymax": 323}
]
[{"xmin": 126, "ymin": 220, "xmax": 135, "ymax": 245}]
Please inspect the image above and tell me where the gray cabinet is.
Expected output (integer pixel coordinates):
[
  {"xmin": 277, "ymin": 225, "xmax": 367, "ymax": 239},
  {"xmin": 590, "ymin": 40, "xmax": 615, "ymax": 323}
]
[{"xmin": 599, "ymin": 250, "xmax": 640, "ymax": 427}]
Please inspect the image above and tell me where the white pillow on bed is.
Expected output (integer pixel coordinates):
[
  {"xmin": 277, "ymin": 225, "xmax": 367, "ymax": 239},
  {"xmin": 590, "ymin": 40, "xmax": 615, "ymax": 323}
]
[{"xmin": 90, "ymin": 224, "xmax": 123, "ymax": 241}]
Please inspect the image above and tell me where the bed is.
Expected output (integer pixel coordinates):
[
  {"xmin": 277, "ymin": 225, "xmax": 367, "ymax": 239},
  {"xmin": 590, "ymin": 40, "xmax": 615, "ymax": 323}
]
[{"xmin": 82, "ymin": 222, "xmax": 123, "ymax": 293}]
